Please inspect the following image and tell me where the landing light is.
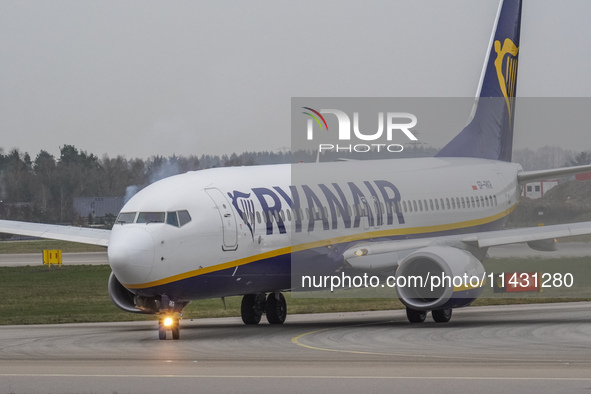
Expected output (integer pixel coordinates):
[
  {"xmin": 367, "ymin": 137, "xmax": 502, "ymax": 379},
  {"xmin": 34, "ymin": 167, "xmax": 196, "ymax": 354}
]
[
  {"xmin": 354, "ymin": 249, "xmax": 368, "ymax": 257},
  {"xmin": 163, "ymin": 317, "xmax": 173, "ymax": 327}
]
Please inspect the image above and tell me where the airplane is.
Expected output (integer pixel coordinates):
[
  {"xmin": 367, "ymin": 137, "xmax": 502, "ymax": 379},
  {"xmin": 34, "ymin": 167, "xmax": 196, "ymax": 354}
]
[{"xmin": 2, "ymin": 0, "xmax": 591, "ymax": 340}]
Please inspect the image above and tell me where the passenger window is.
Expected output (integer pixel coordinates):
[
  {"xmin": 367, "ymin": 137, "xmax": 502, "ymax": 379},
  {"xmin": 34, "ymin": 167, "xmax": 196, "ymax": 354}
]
[
  {"xmin": 451, "ymin": 198, "xmax": 456, "ymax": 209},
  {"xmin": 446, "ymin": 198, "xmax": 451, "ymax": 210},
  {"xmin": 412, "ymin": 200, "xmax": 418, "ymax": 212},
  {"xmin": 285, "ymin": 210, "xmax": 291, "ymax": 221},
  {"xmin": 256, "ymin": 211, "xmax": 261, "ymax": 224},
  {"xmin": 116, "ymin": 212, "xmax": 136, "ymax": 224},
  {"xmin": 494, "ymin": 195, "xmax": 498, "ymax": 205},
  {"xmin": 461, "ymin": 197, "xmax": 466, "ymax": 209},
  {"xmin": 423, "ymin": 200, "xmax": 428, "ymax": 211},
  {"xmin": 430, "ymin": 199, "xmax": 435, "ymax": 211},
  {"xmin": 385, "ymin": 202, "xmax": 392, "ymax": 215},
  {"xmin": 137, "ymin": 212, "xmax": 165, "ymax": 224},
  {"xmin": 402, "ymin": 201, "xmax": 407, "ymax": 212},
  {"xmin": 418, "ymin": 200, "xmax": 423, "ymax": 212},
  {"xmin": 435, "ymin": 199, "xmax": 439, "ymax": 210},
  {"xmin": 485, "ymin": 196, "xmax": 489, "ymax": 207},
  {"xmin": 470, "ymin": 197, "xmax": 475, "ymax": 208},
  {"xmin": 178, "ymin": 210, "xmax": 192, "ymax": 226},
  {"xmin": 166, "ymin": 212, "xmax": 179, "ymax": 227}
]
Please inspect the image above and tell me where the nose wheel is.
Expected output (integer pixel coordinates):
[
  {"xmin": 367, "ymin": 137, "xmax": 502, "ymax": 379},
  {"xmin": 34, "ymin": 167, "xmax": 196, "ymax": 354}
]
[{"xmin": 158, "ymin": 315, "xmax": 181, "ymax": 340}]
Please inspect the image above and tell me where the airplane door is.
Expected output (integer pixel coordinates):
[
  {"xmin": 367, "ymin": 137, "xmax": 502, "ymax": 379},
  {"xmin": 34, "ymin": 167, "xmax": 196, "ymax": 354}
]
[{"xmin": 205, "ymin": 188, "xmax": 238, "ymax": 251}]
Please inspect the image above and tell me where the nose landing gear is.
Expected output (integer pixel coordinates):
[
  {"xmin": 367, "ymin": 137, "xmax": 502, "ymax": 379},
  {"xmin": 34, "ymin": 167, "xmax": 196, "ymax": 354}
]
[{"xmin": 158, "ymin": 313, "xmax": 181, "ymax": 340}]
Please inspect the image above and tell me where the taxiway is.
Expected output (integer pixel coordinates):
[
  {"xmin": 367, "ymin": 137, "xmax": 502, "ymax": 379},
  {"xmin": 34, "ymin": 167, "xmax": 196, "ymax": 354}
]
[{"xmin": 1, "ymin": 303, "xmax": 590, "ymax": 393}]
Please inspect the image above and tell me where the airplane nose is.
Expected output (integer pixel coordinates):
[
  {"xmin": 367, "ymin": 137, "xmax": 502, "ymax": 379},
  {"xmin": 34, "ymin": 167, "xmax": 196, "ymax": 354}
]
[{"xmin": 108, "ymin": 227, "xmax": 155, "ymax": 284}]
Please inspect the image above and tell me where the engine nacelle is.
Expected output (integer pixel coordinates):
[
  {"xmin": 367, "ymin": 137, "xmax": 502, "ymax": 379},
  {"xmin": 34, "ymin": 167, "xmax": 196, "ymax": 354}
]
[
  {"xmin": 395, "ymin": 246, "xmax": 485, "ymax": 311},
  {"xmin": 108, "ymin": 272, "xmax": 155, "ymax": 314}
]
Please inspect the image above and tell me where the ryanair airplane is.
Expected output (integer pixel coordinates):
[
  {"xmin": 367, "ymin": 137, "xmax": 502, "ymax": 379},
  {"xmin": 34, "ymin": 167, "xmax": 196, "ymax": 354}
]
[{"xmin": 2, "ymin": 0, "xmax": 591, "ymax": 340}]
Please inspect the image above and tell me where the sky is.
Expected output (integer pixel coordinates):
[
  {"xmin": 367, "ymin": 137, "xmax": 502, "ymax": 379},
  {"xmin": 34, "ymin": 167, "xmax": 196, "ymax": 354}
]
[{"xmin": 1, "ymin": 0, "xmax": 590, "ymax": 160}]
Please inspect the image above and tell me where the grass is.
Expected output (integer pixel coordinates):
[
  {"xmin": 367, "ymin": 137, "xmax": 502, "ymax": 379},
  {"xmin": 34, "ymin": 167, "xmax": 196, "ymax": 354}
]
[
  {"xmin": 0, "ymin": 239, "xmax": 106, "ymax": 254},
  {"xmin": 0, "ymin": 257, "xmax": 590, "ymax": 325},
  {"xmin": 0, "ymin": 265, "xmax": 405, "ymax": 325}
]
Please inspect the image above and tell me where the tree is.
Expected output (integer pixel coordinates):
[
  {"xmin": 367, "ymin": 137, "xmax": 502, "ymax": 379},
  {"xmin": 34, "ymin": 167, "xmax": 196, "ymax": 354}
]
[
  {"xmin": 33, "ymin": 150, "xmax": 57, "ymax": 221},
  {"xmin": 570, "ymin": 151, "xmax": 591, "ymax": 167}
]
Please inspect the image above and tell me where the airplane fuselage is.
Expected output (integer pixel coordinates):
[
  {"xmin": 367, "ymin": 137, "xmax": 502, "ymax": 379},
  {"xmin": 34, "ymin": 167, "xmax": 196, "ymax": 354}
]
[{"xmin": 108, "ymin": 157, "xmax": 522, "ymax": 302}]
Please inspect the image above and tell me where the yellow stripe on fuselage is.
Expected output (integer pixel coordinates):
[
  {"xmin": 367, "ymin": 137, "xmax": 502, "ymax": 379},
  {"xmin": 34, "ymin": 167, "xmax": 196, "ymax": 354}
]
[
  {"xmin": 123, "ymin": 205, "xmax": 516, "ymax": 289},
  {"xmin": 453, "ymin": 279, "xmax": 487, "ymax": 292}
]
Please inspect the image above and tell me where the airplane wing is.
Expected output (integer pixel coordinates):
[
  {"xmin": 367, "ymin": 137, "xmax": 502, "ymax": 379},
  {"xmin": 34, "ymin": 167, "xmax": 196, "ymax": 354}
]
[
  {"xmin": 459, "ymin": 221, "xmax": 591, "ymax": 248},
  {"xmin": 517, "ymin": 164, "xmax": 591, "ymax": 184},
  {"xmin": 343, "ymin": 221, "xmax": 591, "ymax": 270},
  {"xmin": 0, "ymin": 220, "xmax": 110, "ymax": 247}
]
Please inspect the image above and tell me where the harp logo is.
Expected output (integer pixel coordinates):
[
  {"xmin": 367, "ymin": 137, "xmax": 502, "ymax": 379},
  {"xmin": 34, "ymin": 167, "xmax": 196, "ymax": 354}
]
[
  {"xmin": 494, "ymin": 38, "xmax": 519, "ymax": 121},
  {"xmin": 227, "ymin": 191, "xmax": 256, "ymax": 240}
]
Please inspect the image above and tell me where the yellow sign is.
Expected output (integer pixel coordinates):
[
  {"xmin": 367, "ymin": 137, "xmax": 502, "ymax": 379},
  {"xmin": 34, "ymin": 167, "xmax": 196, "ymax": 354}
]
[{"xmin": 43, "ymin": 249, "xmax": 62, "ymax": 267}]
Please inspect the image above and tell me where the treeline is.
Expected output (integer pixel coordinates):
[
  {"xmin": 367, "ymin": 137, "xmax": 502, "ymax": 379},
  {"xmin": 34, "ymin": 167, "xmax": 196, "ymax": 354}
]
[
  {"xmin": 2, "ymin": 143, "xmax": 585, "ymax": 226},
  {"xmin": 0, "ymin": 145, "xmax": 294, "ymax": 224},
  {"xmin": 0, "ymin": 144, "xmax": 440, "ymax": 225}
]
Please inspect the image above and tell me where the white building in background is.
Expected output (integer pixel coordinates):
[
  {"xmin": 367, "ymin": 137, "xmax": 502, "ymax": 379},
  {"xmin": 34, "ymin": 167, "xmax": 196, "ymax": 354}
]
[{"xmin": 522, "ymin": 180, "xmax": 559, "ymax": 199}]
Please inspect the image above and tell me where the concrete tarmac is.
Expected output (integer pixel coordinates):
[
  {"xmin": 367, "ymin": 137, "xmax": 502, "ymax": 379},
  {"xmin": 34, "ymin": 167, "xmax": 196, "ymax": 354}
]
[
  {"xmin": 0, "ymin": 252, "xmax": 108, "ymax": 266},
  {"xmin": 1, "ymin": 303, "xmax": 590, "ymax": 394}
]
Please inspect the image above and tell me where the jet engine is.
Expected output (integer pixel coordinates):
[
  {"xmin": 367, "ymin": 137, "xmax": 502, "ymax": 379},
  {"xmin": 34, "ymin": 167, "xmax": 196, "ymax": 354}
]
[
  {"xmin": 108, "ymin": 272, "xmax": 155, "ymax": 314},
  {"xmin": 395, "ymin": 246, "xmax": 485, "ymax": 311}
]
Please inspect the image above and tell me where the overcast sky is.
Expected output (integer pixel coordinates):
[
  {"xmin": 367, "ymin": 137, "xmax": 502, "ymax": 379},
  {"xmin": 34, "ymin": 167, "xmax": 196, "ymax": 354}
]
[{"xmin": 1, "ymin": 0, "xmax": 590, "ymax": 160}]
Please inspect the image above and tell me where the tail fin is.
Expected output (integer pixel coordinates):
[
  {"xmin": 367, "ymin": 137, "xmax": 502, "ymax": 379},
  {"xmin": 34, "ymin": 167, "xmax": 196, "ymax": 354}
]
[{"xmin": 436, "ymin": 0, "xmax": 522, "ymax": 162}]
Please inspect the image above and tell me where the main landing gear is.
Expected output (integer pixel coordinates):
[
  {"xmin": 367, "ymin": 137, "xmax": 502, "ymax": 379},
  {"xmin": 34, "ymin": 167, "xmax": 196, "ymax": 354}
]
[
  {"xmin": 406, "ymin": 307, "xmax": 453, "ymax": 323},
  {"xmin": 241, "ymin": 292, "xmax": 287, "ymax": 325},
  {"xmin": 158, "ymin": 313, "xmax": 181, "ymax": 340}
]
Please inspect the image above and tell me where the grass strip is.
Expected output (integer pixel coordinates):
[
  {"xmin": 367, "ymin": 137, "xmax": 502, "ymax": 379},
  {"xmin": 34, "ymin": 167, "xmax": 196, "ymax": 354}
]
[{"xmin": 0, "ymin": 258, "xmax": 589, "ymax": 325}]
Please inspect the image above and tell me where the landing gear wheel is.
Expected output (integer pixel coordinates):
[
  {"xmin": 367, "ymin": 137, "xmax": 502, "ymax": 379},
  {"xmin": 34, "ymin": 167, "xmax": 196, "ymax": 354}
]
[
  {"xmin": 432, "ymin": 308, "xmax": 453, "ymax": 323},
  {"xmin": 171, "ymin": 321, "xmax": 180, "ymax": 340},
  {"xmin": 265, "ymin": 293, "xmax": 287, "ymax": 324},
  {"xmin": 158, "ymin": 321, "xmax": 167, "ymax": 340},
  {"xmin": 241, "ymin": 294, "xmax": 266, "ymax": 325},
  {"xmin": 406, "ymin": 307, "xmax": 427, "ymax": 323}
]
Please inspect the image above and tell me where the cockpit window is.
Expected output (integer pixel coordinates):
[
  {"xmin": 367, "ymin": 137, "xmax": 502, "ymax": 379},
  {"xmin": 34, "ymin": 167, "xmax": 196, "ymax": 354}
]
[
  {"xmin": 166, "ymin": 211, "xmax": 179, "ymax": 227},
  {"xmin": 137, "ymin": 212, "xmax": 165, "ymax": 224},
  {"xmin": 178, "ymin": 210, "xmax": 192, "ymax": 226},
  {"xmin": 116, "ymin": 212, "xmax": 137, "ymax": 224}
]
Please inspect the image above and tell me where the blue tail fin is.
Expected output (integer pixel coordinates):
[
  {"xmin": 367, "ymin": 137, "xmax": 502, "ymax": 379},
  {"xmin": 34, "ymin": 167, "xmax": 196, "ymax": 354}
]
[{"xmin": 436, "ymin": 0, "xmax": 522, "ymax": 162}]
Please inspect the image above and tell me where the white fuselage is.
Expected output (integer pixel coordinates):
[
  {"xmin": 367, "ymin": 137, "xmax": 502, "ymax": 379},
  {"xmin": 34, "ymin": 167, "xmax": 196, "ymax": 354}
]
[{"xmin": 108, "ymin": 157, "xmax": 522, "ymax": 300}]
